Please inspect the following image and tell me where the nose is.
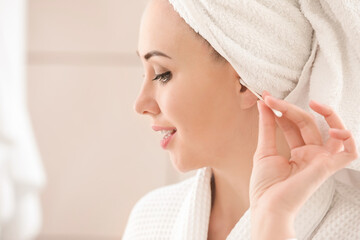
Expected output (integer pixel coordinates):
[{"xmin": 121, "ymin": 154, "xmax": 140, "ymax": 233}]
[{"xmin": 133, "ymin": 83, "xmax": 160, "ymax": 116}]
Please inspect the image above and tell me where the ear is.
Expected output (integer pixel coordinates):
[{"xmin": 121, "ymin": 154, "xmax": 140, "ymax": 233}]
[
  {"xmin": 228, "ymin": 65, "xmax": 259, "ymax": 110},
  {"xmin": 236, "ymin": 77, "xmax": 258, "ymax": 110}
]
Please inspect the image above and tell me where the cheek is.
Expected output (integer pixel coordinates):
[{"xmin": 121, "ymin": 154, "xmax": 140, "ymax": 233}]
[
  {"xmin": 163, "ymin": 78, "xmax": 212, "ymax": 133},
  {"xmin": 160, "ymin": 74, "xmax": 242, "ymax": 165},
  {"xmin": 163, "ymin": 77, "xmax": 237, "ymax": 145}
]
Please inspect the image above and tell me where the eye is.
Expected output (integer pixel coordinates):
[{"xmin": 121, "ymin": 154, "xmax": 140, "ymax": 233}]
[{"xmin": 152, "ymin": 71, "xmax": 172, "ymax": 85}]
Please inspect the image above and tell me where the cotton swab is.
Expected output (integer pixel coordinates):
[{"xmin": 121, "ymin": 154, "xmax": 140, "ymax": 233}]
[{"xmin": 239, "ymin": 79, "xmax": 283, "ymax": 118}]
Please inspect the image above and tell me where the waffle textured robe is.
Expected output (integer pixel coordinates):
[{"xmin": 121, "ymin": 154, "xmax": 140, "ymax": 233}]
[{"xmin": 123, "ymin": 167, "xmax": 360, "ymax": 239}]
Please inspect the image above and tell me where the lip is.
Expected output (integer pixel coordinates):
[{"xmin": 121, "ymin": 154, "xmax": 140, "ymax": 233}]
[
  {"xmin": 152, "ymin": 125, "xmax": 177, "ymax": 131},
  {"xmin": 160, "ymin": 130, "xmax": 177, "ymax": 149}
]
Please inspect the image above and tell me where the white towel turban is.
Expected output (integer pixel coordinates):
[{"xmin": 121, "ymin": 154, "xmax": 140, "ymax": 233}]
[{"xmin": 168, "ymin": 0, "xmax": 360, "ymax": 173}]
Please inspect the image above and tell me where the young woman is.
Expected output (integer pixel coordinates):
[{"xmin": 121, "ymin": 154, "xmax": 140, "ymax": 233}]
[{"xmin": 123, "ymin": 0, "xmax": 360, "ymax": 239}]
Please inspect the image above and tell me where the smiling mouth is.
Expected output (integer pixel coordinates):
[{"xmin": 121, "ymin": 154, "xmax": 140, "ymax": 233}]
[
  {"xmin": 162, "ymin": 129, "xmax": 177, "ymax": 139},
  {"xmin": 160, "ymin": 129, "xmax": 177, "ymax": 149}
]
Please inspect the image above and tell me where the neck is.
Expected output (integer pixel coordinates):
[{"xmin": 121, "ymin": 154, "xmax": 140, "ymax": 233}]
[
  {"xmin": 209, "ymin": 125, "xmax": 290, "ymax": 229},
  {"xmin": 210, "ymin": 157, "xmax": 252, "ymax": 227}
]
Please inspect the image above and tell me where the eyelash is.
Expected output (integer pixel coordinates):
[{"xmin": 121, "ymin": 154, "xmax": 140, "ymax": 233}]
[{"xmin": 152, "ymin": 71, "xmax": 172, "ymax": 85}]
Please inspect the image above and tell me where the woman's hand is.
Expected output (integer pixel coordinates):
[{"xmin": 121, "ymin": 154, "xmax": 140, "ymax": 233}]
[{"xmin": 250, "ymin": 91, "xmax": 359, "ymax": 240}]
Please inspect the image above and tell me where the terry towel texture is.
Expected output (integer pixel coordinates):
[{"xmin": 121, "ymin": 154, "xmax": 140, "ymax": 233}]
[{"xmin": 167, "ymin": 0, "xmax": 360, "ymax": 172}]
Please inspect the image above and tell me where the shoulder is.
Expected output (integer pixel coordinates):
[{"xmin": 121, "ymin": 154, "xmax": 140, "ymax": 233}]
[
  {"xmin": 122, "ymin": 175, "xmax": 196, "ymax": 239},
  {"xmin": 311, "ymin": 179, "xmax": 360, "ymax": 239}
]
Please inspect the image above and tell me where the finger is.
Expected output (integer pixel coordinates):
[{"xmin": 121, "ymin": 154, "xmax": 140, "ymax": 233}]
[
  {"xmin": 309, "ymin": 101, "xmax": 346, "ymax": 129},
  {"xmin": 330, "ymin": 129, "xmax": 359, "ymax": 170},
  {"xmin": 256, "ymin": 100, "xmax": 278, "ymax": 160},
  {"xmin": 326, "ymin": 138, "xmax": 344, "ymax": 155},
  {"xmin": 309, "ymin": 100, "xmax": 346, "ymax": 153},
  {"xmin": 275, "ymin": 116, "xmax": 306, "ymax": 149},
  {"xmin": 264, "ymin": 96, "xmax": 323, "ymax": 146},
  {"xmin": 261, "ymin": 90, "xmax": 272, "ymax": 100},
  {"xmin": 328, "ymin": 129, "xmax": 344, "ymax": 153},
  {"xmin": 329, "ymin": 128, "xmax": 350, "ymax": 138},
  {"xmin": 262, "ymin": 91, "xmax": 305, "ymax": 149}
]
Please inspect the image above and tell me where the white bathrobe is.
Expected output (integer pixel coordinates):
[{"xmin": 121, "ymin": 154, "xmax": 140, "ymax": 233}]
[{"xmin": 122, "ymin": 166, "xmax": 360, "ymax": 240}]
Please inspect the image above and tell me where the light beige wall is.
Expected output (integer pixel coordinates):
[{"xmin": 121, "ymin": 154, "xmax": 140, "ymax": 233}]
[{"xmin": 27, "ymin": 1, "xmax": 195, "ymax": 239}]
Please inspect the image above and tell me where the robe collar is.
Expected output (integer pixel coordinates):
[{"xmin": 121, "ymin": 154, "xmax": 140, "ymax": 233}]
[{"xmin": 171, "ymin": 166, "xmax": 335, "ymax": 240}]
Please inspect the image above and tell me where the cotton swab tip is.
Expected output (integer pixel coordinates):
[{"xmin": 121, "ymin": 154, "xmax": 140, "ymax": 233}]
[{"xmin": 272, "ymin": 109, "xmax": 283, "ymax": 118}]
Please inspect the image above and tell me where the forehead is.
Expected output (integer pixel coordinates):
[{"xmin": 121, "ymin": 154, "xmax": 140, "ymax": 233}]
[{"xmin": 138, "ymin": 0, "xmax": 193, "ymax": 56}]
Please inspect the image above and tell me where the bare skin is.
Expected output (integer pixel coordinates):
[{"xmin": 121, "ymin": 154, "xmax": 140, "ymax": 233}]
[
  {"xmin": 250, "ymin": 92, "xmax": 358, "ymax": 239},
  {"xmin": 135, "ymin": 0, "xmax": 358, "ymax": 239},
  {"xmin": 135, "ymin": 0, "xmax": 291, "ymax": 238}
]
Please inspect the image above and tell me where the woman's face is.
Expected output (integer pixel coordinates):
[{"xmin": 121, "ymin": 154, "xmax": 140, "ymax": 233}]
[{"xmin": 135, "ymin": 0, "xmax": 259, "ymax": 172}]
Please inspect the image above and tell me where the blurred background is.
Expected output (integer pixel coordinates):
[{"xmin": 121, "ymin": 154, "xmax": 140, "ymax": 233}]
[{"xmin": 0, "ymin": 0, "xmax": 195, "ymax": 239}]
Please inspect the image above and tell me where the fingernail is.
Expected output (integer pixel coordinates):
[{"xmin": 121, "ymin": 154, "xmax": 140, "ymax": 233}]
[
  {"xmin": 263, "ymin": 90, "xmax": 271, "ymax": 96},
  {"xmin": 330, "ymin": 128, "xmax": 348, "ymax": 133},
  {"xmin": 311, "ymin": 99, "xmax": 319, "ymax": 105},
  {"xmin": 311, "ymin": 99, "xmax": 324, "ymax": 106},
  {"xmin": 264, "ymin": 95, "xmax": 279, "ymax": 104},
  {"xmin": 311, "ymin": 100, "xmax": 331, "ymax": 110}
]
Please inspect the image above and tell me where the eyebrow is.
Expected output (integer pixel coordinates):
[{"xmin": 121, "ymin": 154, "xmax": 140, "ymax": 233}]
[{"xmin": 136, "ymin": 50, "xmax": 172, "ymax": 61}]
